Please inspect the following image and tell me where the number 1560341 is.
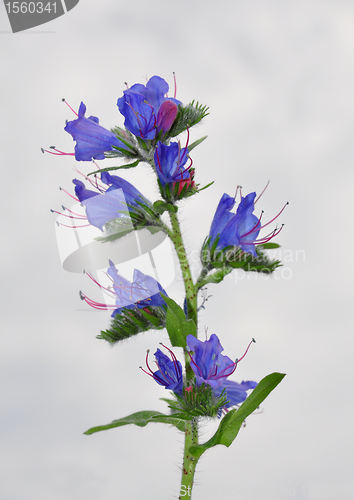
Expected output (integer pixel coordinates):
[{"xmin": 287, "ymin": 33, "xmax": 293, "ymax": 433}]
[{"xmin": 5, "ymin": 2, "xmax": 58, "ymax": 14}]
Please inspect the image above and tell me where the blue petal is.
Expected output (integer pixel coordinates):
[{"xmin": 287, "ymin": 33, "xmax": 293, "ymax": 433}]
[
  {"xmin": 80, "ymin": 189, "xmax": 131, "ymax": 230},
  {"xmin": 215, "ymin": 380, "xmax": 257, "ymax": 407}
]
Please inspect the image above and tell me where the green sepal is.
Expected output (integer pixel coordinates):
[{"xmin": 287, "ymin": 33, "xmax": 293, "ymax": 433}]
[
  {"xmin": 198, "ymin": 242, "xmax": 282, "ymax": 288},
  {"xmin": 189, "ymin": 372, "xmax": 286, "ymax": 459},
  {"xmin": 87, "ymin": 160, "xmax": 140, "ymax": 176},
  {"xmin": 162, "ymin": 295, "xmax": 197, "ymax": 347},
  {"xmin": 162, "ymin": 385, "xmax": 229, "ymax": 419},
  {"xmin": 226, "ymin": 244, "xmax": 282, "ymax": 274},
  {"xmin": 187, "ymin": 135, "xmax": 208, "ymax": 152},
  {"xmin": 261, "ymin": 242, "xmax": 281, "ymax": 249},
  {"xmin": 168, "ymin": 101, "xmax": 209, "ymax": 137},
  {"xmin": 197, "ymin": 181, "xmax": 214, "ymax": 193},
  {"xmin": 84, "ymin": 410, "xmax": 186, "ymax": 435},
  {"xmin": 97, "ymin": 306, "xmax": 166, "ymax": 344},
  {"xmin": 153, "ymin": 200, "xmax": 178, "ymax": 215}
]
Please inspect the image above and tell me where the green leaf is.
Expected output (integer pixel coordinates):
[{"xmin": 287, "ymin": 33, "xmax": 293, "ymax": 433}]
[
  {"xmin": 188, "ymin": 135, "xmax": 208, "ymax": 152},
  {"xmin": 162, "ymin": 295, "xmax": 197, "ymax": 347},
  {"xmin": 87, "ymin": 160, "xmax": 140, "ymax": 176},
  {"xmin": 98, "ymin": 306, "xmax": 166, "ymax": 344},
  {"xmin": 84, "ymin": 410, "xmax": 186, "ymax": 435},
  {"xmin": 261, "ymin": 242, "xmax": 281, "ymax": 250},
  {"xmin": 153, "ymin": 200, "xmax": 178, "ymax": 215},
  {"xmin": 189, "ymin": 373, "xmax": 285, "ymax": 459}
]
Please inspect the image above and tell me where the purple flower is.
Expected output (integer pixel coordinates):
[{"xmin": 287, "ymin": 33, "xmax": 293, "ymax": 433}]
[
  {"xmin": 73, "ymin": 171, "xmax": 151, "ymax": 231},
  {"xmin": 186, "ymin": 334, "xmax": 257, "ymax": 409},
  {"xmin": 147, "ymin": 347, "xmax": 183, "ymax": 395},
  {"xmin": 107, "ymin": 262, "xmax": 167, "ymax": 316},
  {"xmin": 214, "ymin": 380, "xmax": 258, "ymax": 408},
  {"xmin": 80, "ymin": 261, "xmax": 168, "ymax": 317},
  {"xmin": 117, "ymin": 76, "xmax": 180, "ymax": 140},
  {"xmin": 209, "ymin": 192, "xmax": 261, "ymax": 257},
  {"xmin": 64, "ymin": 102, "xmax": 127, "ymax": 161},
  {"xmin": 154, "ymin": 141, "xmax": 193, "ymax": 189}
]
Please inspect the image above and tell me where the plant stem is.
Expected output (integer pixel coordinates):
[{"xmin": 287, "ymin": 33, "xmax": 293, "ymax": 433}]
[
  {"xmin": 178, "ymin": 418, "xmax": 199, "ymax": 500},
  {"xmin": 168, "ymin": 210, "xmax": 199, "ymax": 498}
]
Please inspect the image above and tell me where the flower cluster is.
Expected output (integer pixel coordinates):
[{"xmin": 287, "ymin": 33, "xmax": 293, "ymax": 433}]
[{"xmin": 48, "ymin": 74, "xmax": 284, "ymax": 430}]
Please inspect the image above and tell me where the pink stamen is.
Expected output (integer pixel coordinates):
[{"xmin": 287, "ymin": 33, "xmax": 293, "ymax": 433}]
[
  {"xmin": 62, "ymin": 98, "xmax": 78, "ymax": 117},
  {"xmin": 79, "ymin": 291, "xmax": 117, "ymax": 311},
  {"xmin": 173, "ymin": 72, "xmax": 177, "ymax": 99},
  {"xmin": 256, "ymin": 203, "xmax": 288, "ymax": 232},
  {"xmin": 42, "ymin": 147, "xmax": 75, "ymax": 156},
  {"xmin": 59, "ymin": 187, "xmax": 79, "ymax": 202},
  {"xmin": 160, "ymin": 343, "xmax": 182, "ymax": 379},
  {"xmin": 56, "ymin": 221, "xmax": 91, "ymax": 229},
  {"xmin": 254, "ymin": 181, "xmax": 270, "ymax": 204},
  {"xmin": 84, "ymin": 271, "xmax": 117, "ymax": 297},
  {"xmin": 241, "ymin": 211, "xmax": 264, "ymax": 238},
  {"xmin": 50, "ymin": 208, "xmax": 86, "ymax": 221},
  {"xmin": 237, "ymin": 338, "xmax": 256, "ymax": 364}
]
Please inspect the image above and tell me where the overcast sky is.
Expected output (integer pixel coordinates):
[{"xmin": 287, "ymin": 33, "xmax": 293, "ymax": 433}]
[{"xmin": 1, "ymin": 1, "xmax": 354, "ymax": 499}]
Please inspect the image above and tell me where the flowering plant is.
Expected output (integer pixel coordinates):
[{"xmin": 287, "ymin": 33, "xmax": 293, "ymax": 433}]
[{"xmin": 46, "ymin": 74, "xmax": 286, "ymax": 499}]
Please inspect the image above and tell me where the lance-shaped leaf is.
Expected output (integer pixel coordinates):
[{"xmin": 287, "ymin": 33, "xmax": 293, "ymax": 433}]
[
  {"xmin": 162, "ymin": 295, "xmax": 197, "ymax": 347},
  {"xmin": 84, "ymin": 410, "xmax": 186, "ymax": 435},
  {"xmin": 189, "ymin": 372, "xmax": 285, "ymax": 459}
]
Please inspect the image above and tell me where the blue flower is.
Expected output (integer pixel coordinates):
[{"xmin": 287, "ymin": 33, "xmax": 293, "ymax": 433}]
[
  {"xmin": 64, "ymin": 102, "xmax": 127, "ymax": 161},
  {"xmin": 154, "ymin": 141, "xmax": 192, "ymax": 188},
  {"xmin": 209, "ymin": 192, "xmax": 261, "ymax": 257},
  {"xmin": 214, "ymin": 380, "xmax": 258, "ymax": 408},
  {"xmin": 73, "ymin": 171, "xmax": 151, "ymax": 231},
  {"xmin": 80, "ymin": 261, "xmax": 168, "ymax": 317},
  {"xmin": 186, "ymin": 333, "xmax": 257, "ymax": 409},
  {"xmin": 107, "ymin": 262, "xmax": 167, "ymax": 316},
  {"xmin": 117, "ymin": 76, "xmax": 180, "ymax": 139},
  {"xmin": 150, "ymin": 347, "xmax": 183, "ymax": 395}
]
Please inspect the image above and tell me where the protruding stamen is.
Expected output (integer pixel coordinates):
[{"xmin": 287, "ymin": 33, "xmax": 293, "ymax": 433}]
[
  {"xmin": 254, "ymin": 181, "xmax": 270, "ymax": 204},
  {"xmin": 62, "ymin": 98, "xmax": 78, "ymax": 117},
  {"xmin": 173, "ymin": 72, "xmax": 177, "ymax": 99},
  {"xmin": 59, "ymin": 186, "xmax": 79, "ymax": 202},
  {"xmin": 237, "ymin": 338, "xmax": 256, "ymax": 364},
  {"xmin": 42, "ymin": 146, "xmax": 75, "ymax": 157}
]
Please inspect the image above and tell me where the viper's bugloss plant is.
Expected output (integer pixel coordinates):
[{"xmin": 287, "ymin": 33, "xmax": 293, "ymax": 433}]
[{"xmin": 47, "ymin": 74, "xmax": 286, "ymax": 500}]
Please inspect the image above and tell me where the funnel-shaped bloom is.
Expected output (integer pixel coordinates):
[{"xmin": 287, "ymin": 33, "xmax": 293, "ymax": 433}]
[
  {"xmin": 150, "ymin": 348, "xmax": 183, "ymax": 395},
  {"xmin": 186, "ymin": 334, "xmax": 257, "ymax": 409},
  {"xmin": 117, "ymin": 76, "xmax": 180, "ymax": 139},
  {"xmin": 65, "ymin": 102, "xmax": 127, "ymax": 161},
  {"xmin": 154, "ymin": 141, "xmax": 192, "ymax": 187},
  {"xmin": 209, "ymin": 192, "xmax": 260, "ymax": 257},
  {"xmin": 108, "ymin": 262, "xmax": 167, "ymax": 316},
  {"xmin": 80, "ymin": 261, "xmax": 168, "ymax": 318},
  {"xmin": 73, "ymin": 171, "xmax": 151, "ymax": 231}
]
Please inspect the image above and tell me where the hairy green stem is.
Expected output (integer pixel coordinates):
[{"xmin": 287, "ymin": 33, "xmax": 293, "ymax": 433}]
[{"xmin": 168, "ymin": 210, "xmax": 199, "ymax": 498}]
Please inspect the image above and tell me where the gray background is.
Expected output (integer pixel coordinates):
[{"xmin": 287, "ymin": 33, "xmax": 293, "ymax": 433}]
[{"xmin": 1, "ymin": 1, "xmax": 354, "ymax": 499}]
